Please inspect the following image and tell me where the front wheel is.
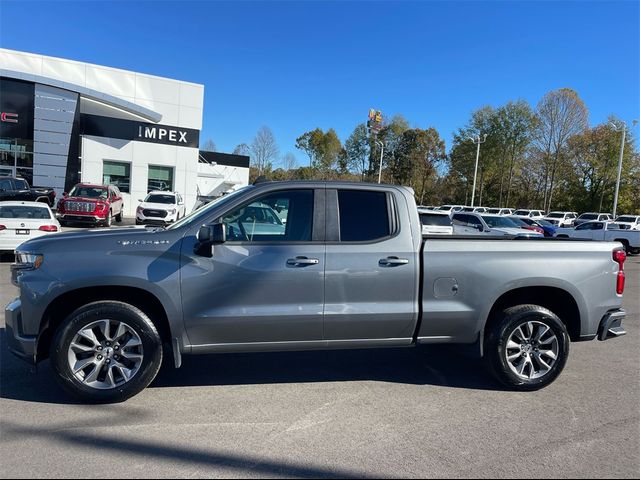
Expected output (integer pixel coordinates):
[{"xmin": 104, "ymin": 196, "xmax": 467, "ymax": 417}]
[
  {"xmin": 485, "ymin": 304, "xmax": 569, "ymax": 391},
  {"xmin": 51, "ymin": 301, "xmax": 163, "ymax": 403}
]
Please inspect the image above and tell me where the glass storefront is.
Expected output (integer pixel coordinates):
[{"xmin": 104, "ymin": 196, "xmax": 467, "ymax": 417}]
[{"xmin": 0, "ymin": 138, "xmax": 34, "ymax": 185}]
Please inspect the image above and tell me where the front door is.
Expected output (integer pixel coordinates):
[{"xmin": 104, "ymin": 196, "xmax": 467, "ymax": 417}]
[{"xmin": 180, "ymin": 187, "xmax": 326, "ymax": 348}]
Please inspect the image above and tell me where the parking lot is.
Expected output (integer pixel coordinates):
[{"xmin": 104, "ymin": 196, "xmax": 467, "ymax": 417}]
[{"xmin": 0, "ymin": 249, "xmax": 638, "ymax": 478}]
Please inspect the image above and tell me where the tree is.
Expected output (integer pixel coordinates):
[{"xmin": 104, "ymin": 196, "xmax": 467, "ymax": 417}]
[
  {"xmin": 294, "ymin": 128, "xmax": 343, "ymax": 177},
  {"xmin": 251, "ymin": 126, "xmax": 279, "ymax": 175},
  {"xmin": 202, "ymin": 139, "xmax": 216, "ymax": 152},
  {"xmin": 233, "ymin": 143, "xmax": 250, "ymax": 156},
  {"xmin": 535, "ymin": 88, "xmax": 588, "ymax": 211},
  {"xmin": 344, "ymin": 124, "xmax": 369, "ymax": 179},
  {"xmin": 373, "ymin": 115, "xmax": 409, "ymax": 181}
]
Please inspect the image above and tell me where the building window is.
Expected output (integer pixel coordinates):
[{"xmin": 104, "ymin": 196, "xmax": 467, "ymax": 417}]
[
  {"xmin": 103, "ymin": 160, "xmax": 131, "ymax": 193},
  {"xmin": 148, "ymin": 165, "xmax": 174, "ymax": 193}
]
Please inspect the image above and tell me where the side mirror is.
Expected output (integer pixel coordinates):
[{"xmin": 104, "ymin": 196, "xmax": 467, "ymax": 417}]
[{"xmin": 194, "ymin": 223, "xmax": 226, "ymax": 257}]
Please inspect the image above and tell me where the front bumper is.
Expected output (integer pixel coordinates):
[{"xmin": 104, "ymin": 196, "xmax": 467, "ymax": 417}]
[
  {"xmin": 58, "ymin": 214, "xmax": 106, "ymax": 224},
  {"xmin": 4, "ymin": 298, "xmax": 37, "ymax": 364},
  {"xmin": 598, "ymin": 309, "xmax": 627, "ymax": 341}
]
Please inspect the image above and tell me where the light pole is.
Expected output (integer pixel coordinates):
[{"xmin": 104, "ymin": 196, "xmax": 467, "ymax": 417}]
[
  {"xmin": 610, "ymin": 119, "xmax": 638, "ymax": 218},
  {"xmin": 375, "ymin": 139, "xmax": 384, "ymax": 184},
  {"xmin": 468, "ymin": 134, "xmax": 488, "ymax": 207}
]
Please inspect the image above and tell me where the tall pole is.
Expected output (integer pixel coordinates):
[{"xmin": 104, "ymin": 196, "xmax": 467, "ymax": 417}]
[
  {"xmin": 469, "ymin": 134, "xmax": 487, "ymax": 207},
  {"xmin": 376, "ymin": 140, "xmax": 384, "ymax": 184},
  {"xmin": 612, "ymin": 123, "xmax": 626, "ymax": 219}
]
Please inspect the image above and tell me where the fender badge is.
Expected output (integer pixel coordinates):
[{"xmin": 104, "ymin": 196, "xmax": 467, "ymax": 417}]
[{"xmin": 117, "ymin": 240, "xmax": 170, "ymax": 246}]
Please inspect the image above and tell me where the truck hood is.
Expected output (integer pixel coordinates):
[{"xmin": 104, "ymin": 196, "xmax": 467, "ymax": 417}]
[{"xmin": 15, "ymin": 225, "xmax": 154, "ymax": 252}]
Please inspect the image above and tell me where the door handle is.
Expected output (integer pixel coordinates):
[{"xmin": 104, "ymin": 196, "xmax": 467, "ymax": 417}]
[
  {"xmin": 287, "ymin": 256, "xmax": 320, "ymax": 267},
  {"xmin": 379, "ymin": 256, "xmax": 409, "ymax": 267}
]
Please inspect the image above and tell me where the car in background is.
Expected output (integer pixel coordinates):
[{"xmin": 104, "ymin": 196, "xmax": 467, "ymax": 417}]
[
  {"xmin": 460, "ymin": 206, "xmax": 488, "ymax": 213},
  {"xmin": 613, "ymin": 215, "xmax": 640, "ymax": 230},
  {"xmin": 511, "ymin": 216, "xmax": 557, "ymax": 237},
  {"xmin": 136, "ymin": 191, "xmax": 186, "ymax": 225},
  {"xmin": 0, "ymin": 176, "xmax": 57, "ymax": 207},
  {"xmin": 0, "ymin": 201, "xmax": 61, "ymax": 252},
  {"xmin": 555, "ymin": 220, "xmax": 640, "ymax": 254},
  {"xmin": 486, "ymin": 207, "xmax": 515, "ymax": 215},
  {"xmin": 544, "ymin": 211, "xmax": 578, "ymax": 227},
  {"xmin": 418, "ymin": 209, "xmax": 454, "ymax": 235},
  {"xmin": 574, "ymin": 212, "xmax": 613, "ymax": 227},
  {"xmin": 452, "ymin": 212, "xmax": 543, "ymax": 237},
  {"xmin": 513, "ymin": 209, "xmax": 545, "ymax": 219},
  {"xmin": 57, "ymin": 184, "xmax": 124, "ymax": 227},
  {"xmin": 438, "ymin": 205, "xmax": 464, "ymax": 214}
]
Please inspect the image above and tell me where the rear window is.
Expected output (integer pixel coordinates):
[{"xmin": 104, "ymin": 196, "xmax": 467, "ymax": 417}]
[
  {"xmin": 487, "ymin": 208, "xmax": 501, "ymax": 214},
  {"xmin": 514, "ymin": 210, "xmax": 530, "ymax": 215},
  {"xmin": 616, "ymin": 216, "xmax": 638, "ymax": 223},
  {"xmin": 338, "ymin": 190, "xmax": 391, "ymax": 242},
  {"xmin": 0, "ymin": 205, "xmax": 51, "ymax": 219},
  {"xmin": 579, "ymin": 213, "xmax": 598, "ymax": 220},
  {"xmin": 420, "ymin": 213, "xmax": 452, "ymax": 227},
  {"xmin": 547, "ymin": 212, "xmax": 565, "ymax": 218}
]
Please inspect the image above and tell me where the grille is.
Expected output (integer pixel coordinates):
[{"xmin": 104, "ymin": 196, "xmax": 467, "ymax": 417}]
[
  {"xmin": 143, "ymin": 209, "xmax": 168, "ymax": 218},
  {"xmin": 66, "ymin": 202, "xmax": 95, "ymax": 213}
]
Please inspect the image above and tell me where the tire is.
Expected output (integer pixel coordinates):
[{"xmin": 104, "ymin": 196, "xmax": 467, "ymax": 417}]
[
  {"xmin": 105, "ymin": 210, "xmax": 112, "ymax": 228},
  {"xmin": 115, "ymin": 211, "xmax": 123, "ymax": 223},
  {"xmin": 50, "ymin": 301, "xmax": 163, "ymax": 403},
  {"xmin": 615, "ymin": 239, "xmax": 630, "ymax": 255},
  {"xmin": 485, "ymin": 304, "xmax": 570, "ymax": 391}
]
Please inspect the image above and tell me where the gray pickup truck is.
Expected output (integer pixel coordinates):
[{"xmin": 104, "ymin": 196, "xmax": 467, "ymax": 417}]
[{"xmin": 5, "ymin": 181, "xmax": 628, "ymax": 402}]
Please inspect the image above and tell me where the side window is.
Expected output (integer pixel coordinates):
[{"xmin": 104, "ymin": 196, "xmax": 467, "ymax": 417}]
[
  {"xmin": 466, "ymin": 215, "xmax": 482, "ymax": 227},
  {"xmin": 593, "ymin": 222, "xmax": 604, "ymax": 230},
  {"xmin": 338, "ymin": 190, "xmax": 391, "ymax": 242},
  {"xmin": 576, "ymin": 223, "xmax": 592, "ymax": 231},
  {"xmin": 220, "ymin": 190, "xmax": 313, "ymax": 242},
  {"xmin": 0, "ymin": 179, "xmax": 12, "ymax": 190},
  {"xmin": 452, "ymin": 214, "xmax": 469, "ymax": 226}
]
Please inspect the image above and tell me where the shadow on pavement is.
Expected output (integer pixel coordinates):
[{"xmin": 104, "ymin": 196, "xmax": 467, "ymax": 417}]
[
  {"xmin": 1, "ymin": 326, "xmax": 503, "ymax": 405},
  {"xmin": 2, "ymin": 417, "xmax": 371, "ymax": 478}
]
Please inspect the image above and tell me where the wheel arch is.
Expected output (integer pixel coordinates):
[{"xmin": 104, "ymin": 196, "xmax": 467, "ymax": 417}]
[{"xmin": 37, "ymin": 286, "xmax": 173, "ymax": 363}]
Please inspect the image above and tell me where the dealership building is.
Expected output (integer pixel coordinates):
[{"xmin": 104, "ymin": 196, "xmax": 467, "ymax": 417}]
[{"xmin": 0, "ymin": 48, "xmax": 249, "ymax": 215}]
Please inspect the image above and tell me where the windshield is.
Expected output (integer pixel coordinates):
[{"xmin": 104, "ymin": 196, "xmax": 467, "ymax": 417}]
[
  {"xmin": 420, "ymin": 213, "xmax": 452, "ymax": 227},
  {"xmin": 616, "ymin": 216, "xmax": 637, "ymax": 223},
  {"xmin": 536, "ymin": 219, "xmax": 553, "ymax": 227},
  {"xmin": 0, "ymin": 205, "xmax": 51, "ymax": 219},
  {"xmin": 439, "ymin": 205, "xmax": 453, "ymax": 212},
  {"xmin": 486, "ymin": 208, "xmax": 501, "ymax": 214},
  {"xmin": 547, "ymin": 212, "xmax": 565, "ymax": 218},
  {"xmin": 69, "ymin": 186, "xmax": 108, "ymax": 199},
  {"xmin": 513, "ymin": 210, "xmax": 530, "ymax": 215},
  {"xmin": 168, "ymin": 186, "xmax": 253, "ymax": 230},
  {"xmin": 145, "ymin": 194, "xmax": 176, "ymax": 204},
  {"xmin": 579, "ymin": 213, "xmax": 598, "ymax": 220},
  {"xmin": 507, "ymin": 216, "xmax": 527, "ymax": 226},
  {"xmin": 482, "ymin": 216, "xmax": 518, "ymax": 228}
]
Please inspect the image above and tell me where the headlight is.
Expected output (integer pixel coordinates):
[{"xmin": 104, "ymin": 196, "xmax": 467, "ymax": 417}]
[
  {"xmin": 169, "ymin": 209, "xmax": 176, "ymax": 215},
  {"xmin": 15, "ymin": 252, "xmax": 44, "ymax": 269}
]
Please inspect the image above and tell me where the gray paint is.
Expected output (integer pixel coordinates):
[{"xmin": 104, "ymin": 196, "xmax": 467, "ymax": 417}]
[{"xmin": 5, "ymin": 181, "xmax": 626, "ymax": 367}]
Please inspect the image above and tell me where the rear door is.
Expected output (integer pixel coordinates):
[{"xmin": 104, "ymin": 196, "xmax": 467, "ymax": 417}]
[{"xmin": 323, "ymin": 187, "xmax": 418, "ymax": 344}]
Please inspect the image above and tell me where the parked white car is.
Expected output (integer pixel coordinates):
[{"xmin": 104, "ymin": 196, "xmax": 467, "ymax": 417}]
[
  {"xmin": 554, "ymin": 221, "xmax": 640, "ymax": 254},
  {"xmin": 544, "ymin": 211, "xmax": 578, "ymax": 227},
  {"xmin": 438, "ymin": 204, "xmax": 465, "ymax": 214},
  {"xmin": 0, "ymin": 201, "xmax": 62, "ymax": 252},
  {"xmin": 574, "ymin": 212, "xmax": 613, "ymax": 227},
  {"xmin": 486, "ymin": 207, "xmax": 515, "ymax": 215},
  {"xmin": 452, "ymin": 212, "xmax": 543, "ymax": 238},
  {"xmin": 460, "ymin": 206, "xmax": 488, "ymax": 213},
  {"xmin": 613, "ymin": 215, "xmax": 640, "ymax": 230},
  {"xmin": 513, "ymin": 209, "xmax": 546, "ymax": 219},
  {"xmin": 418, "ymin": 209, "xmax": 454, "ymax": 235},
  {"xmin": 136, "ymin": 191, "xmax": 187, "ymax": 225}
]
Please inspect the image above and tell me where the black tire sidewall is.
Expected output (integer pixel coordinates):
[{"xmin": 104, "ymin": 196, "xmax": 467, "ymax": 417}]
[
  {"xmin": 487, "ymin": 305, "xmax": 570, "ymax": 391},
  {"xmin": 51, "ymin": 301, "xmax": 163, "ymax": 403}
]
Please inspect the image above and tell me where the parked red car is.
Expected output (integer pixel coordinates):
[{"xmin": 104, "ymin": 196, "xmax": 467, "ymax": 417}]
[{"xmin": 57, "ymin": 184, "xmax": 124, "ymax": 227}]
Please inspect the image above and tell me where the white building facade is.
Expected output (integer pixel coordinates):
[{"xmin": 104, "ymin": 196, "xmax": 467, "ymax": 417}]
[{"xmin": 0, "ymin": 48, "xmax": 249, "ymax": 215}]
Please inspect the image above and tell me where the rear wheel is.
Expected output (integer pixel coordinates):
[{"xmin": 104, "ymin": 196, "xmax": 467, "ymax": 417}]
[
  {"xmin": 485, "ymin": 304, "xmax": 569, "ymax": 391},
  {"xmin": 50, "ymin": 301, "xmax": 163, "ymax": 403},
  {"xmin": 115, "ymin": 210, "xmax": 123, "ymax": 223},
  {"xmin": 105, "ymin": 210, "xmax": 112, "ymax": 227}
]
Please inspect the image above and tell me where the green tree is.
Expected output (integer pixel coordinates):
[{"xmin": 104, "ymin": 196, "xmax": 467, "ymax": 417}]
[{"xmin": 344, "ymin": 123, "xmax": 369, "ymax": 179}]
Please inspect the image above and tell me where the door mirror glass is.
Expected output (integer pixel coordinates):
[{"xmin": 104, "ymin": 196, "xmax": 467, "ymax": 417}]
[{"xmin": 194, "ymin": 223, "xmax": 226, "ymax": 257}]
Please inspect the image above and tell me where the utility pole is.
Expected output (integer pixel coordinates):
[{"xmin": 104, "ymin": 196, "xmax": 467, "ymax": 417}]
[
  {"xmin": 610, "ymin": 119, "xmax": 638, "ymax": 218},
  {"xmin": 468, "ymin": 134, "xmax": 488, "ymax": 207},
  {"xmin": 375, "ymin": 140, "xmax": 384, "ymax": 184}
]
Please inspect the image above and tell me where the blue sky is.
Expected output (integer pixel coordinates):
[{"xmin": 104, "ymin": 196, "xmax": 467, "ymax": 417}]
[{"xmin": 1, "ymin": 0, "xmax": 638, "ymax": 167}]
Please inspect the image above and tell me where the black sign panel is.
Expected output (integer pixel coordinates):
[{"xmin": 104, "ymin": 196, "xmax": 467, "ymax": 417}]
[
  {"xmin": 0, "ymin": 78, "xmax": 35, "ymax": 140},
  {"xmin": 81, "ymin": 114, "xmax": 200, "ymax": 148}
]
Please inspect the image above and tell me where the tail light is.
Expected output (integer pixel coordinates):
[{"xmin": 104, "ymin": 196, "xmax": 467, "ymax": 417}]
[
  {"xmin": 613, "ymin": 249, "xmax": 626, "ymax": 295},
  {"xmin": 0, "ymin": 225, "xmax": 5, "ymax": 231},
  {"xmin": 39, "ymin": 225, "xmax": 59, "ymax": 232}
]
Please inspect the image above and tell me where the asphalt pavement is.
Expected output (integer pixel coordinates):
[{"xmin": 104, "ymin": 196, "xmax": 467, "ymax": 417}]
[{"xmin": 0, "ymin": 251, "xmax": 638, "ymax": 478}]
